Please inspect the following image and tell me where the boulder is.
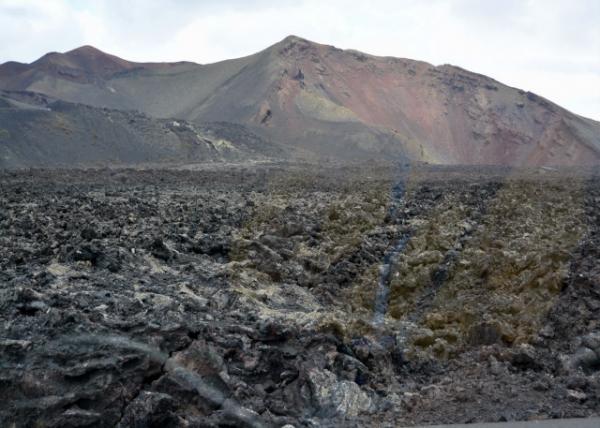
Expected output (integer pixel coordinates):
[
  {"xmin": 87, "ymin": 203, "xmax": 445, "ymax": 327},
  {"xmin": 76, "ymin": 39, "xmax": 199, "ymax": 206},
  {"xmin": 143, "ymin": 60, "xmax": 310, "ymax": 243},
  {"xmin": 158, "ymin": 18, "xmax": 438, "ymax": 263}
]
[{"xmin": 306, "ymin": 368, "xmax": 372, "ymax": 417}]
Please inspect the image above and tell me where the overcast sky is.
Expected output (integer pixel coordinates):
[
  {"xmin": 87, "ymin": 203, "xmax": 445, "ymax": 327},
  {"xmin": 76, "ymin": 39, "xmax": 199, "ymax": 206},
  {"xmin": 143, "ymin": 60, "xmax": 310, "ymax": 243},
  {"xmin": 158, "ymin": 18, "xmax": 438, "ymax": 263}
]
[{"xmin": 0, "ymin": 0, "xmax": 598, "ymax": 120}]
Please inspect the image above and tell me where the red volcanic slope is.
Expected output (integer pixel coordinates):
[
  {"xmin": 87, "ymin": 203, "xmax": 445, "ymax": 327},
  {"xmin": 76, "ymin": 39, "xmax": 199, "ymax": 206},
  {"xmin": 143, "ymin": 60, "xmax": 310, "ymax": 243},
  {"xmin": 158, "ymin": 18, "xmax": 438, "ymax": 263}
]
[
  {"xmin": 1, "ymin": 36, "xmax": 599, "ymax": 166},
  {"xmin": 240, "ymin": 37, "xmax": 600, "ymax": 165}
]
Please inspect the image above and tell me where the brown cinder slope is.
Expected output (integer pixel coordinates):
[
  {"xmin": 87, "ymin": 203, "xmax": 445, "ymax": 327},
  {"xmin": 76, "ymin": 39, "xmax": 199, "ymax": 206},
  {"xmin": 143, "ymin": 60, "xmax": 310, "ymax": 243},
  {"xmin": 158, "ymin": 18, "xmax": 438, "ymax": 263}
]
[
  {"xmin": 0, "ymin": 45, "xmax": 196, "ymax": 85},
  {"xmin": 0, "ymin": 45, "xmax": 199, "ymax": 113},
  {"xmin": 1, "ymin": 36, "xmax": 599, "ymax": 165}
]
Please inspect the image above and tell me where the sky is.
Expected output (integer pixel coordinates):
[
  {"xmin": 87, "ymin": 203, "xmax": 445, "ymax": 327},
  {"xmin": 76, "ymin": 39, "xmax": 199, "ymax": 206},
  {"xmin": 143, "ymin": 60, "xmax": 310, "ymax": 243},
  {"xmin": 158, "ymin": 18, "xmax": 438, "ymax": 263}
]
[{"xmin": 0, "ymin": 0, "xmax": 598, "ymax": 120}]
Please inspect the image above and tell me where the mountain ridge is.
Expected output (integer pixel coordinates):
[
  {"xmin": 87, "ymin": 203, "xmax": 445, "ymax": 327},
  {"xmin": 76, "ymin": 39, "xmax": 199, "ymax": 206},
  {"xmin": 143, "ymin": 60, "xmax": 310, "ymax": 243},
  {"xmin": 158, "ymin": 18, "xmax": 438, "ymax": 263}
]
[{"xmin": 1, "ymin": 35, "xmax": 599, "ymax": 166}]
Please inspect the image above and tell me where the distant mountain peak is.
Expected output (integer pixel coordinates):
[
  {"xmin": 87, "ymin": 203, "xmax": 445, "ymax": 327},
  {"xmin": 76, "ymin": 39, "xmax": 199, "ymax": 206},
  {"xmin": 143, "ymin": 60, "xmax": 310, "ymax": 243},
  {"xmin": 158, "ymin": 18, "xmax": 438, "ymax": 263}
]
[
  {"xmin": 275, "ymin": 35, "xmax": 328, "ymax": 50},
  {"xmin": 272, "ymin": 35, "xmax": 328, "ymax": 59},
  {"xmin": 66, "ymin": 45, "xmax": 108, "ymax": 56},
  {"xmin": 26, "ymin": 45, "xmax": 139, "ymax": 81},
  {"xmin": 33, "ymin": 44, "xmax": 126, "ymax": 65},
  {"xmin": 280, "ymin": 35, "xmax": 310, "ymax": 44}
]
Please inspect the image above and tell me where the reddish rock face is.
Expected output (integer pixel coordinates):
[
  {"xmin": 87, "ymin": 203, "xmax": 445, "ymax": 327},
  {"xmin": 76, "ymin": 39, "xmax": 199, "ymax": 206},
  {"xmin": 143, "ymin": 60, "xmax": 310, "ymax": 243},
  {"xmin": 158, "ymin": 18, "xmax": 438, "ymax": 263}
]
[
  {"xmin": 246, "ymin": 36, "xmax": 600, "ymax": 165},
  {"xmin": 1, "ymin": 36, "xmax": 599, "ymax": 166}
]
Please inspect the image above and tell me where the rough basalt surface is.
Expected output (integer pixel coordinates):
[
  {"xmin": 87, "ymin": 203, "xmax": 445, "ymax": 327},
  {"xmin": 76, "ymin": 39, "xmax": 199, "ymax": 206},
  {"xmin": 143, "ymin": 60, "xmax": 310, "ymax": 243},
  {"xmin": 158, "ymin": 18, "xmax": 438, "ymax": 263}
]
[{"xmin": 1, "ymin": 164, "xmax": 600, "ymax": 427}]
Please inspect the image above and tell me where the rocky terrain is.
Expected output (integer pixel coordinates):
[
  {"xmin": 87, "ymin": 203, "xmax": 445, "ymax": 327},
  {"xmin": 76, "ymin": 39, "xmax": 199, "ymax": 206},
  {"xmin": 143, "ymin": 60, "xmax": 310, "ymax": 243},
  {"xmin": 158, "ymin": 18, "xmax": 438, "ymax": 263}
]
[
  {"xmin": 2, "ymin": 36, "xmax": 600, "ymax": 166},
  {"xmin": 1, "ymin": 163, "xmax": 600, "ymax": 427}
]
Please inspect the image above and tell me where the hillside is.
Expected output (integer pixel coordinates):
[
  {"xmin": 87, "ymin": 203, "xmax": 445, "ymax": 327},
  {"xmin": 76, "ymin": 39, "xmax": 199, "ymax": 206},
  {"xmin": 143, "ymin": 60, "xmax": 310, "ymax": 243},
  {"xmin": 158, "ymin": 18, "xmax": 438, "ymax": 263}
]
[
  {"xmin": 1, "ymin": 36, "xmax": 599, "ymax": 165},
  {"xmin": 0, "ymin": 91, "xmax": 284, "ymax": 168}
]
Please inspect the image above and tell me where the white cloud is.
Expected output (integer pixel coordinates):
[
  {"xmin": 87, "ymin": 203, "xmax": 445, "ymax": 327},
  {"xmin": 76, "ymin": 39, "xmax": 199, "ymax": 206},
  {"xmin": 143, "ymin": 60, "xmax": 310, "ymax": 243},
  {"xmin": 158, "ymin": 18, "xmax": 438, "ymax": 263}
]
[{"xmin": 0, "ymin": 0, "xmax": 598, "ymax": 120}]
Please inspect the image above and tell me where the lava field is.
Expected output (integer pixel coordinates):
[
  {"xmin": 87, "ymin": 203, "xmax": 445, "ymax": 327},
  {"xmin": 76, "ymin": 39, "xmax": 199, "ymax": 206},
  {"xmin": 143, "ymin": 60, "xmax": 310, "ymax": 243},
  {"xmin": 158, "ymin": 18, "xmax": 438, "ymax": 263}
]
[{"xmin": 1, "ymin": 164, "xmax": 600, "ymax": 427}]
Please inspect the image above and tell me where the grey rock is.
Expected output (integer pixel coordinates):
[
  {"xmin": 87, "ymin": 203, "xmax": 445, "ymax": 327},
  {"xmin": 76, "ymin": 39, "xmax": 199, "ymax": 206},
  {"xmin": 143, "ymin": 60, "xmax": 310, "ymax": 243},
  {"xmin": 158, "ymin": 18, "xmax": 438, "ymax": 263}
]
[{"xmin": 306, "ymin": 368, "xmax": 372, "ymax": 417}]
